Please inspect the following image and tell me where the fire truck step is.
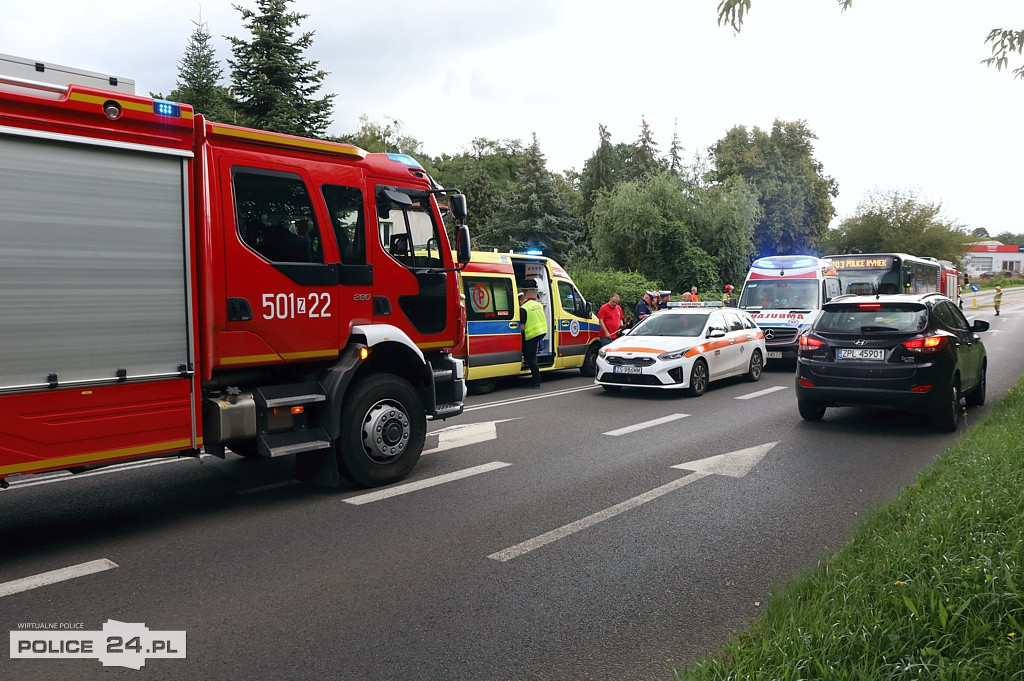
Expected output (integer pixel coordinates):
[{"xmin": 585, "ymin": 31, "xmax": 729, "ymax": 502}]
[
  {"xmin": 254, "ymin": 382, "xmax": 327, "ymax": 409},
  {"xmin": 258, "ymin": 429, "xmax": 332, "ymax": 458},
  {"xmin": 432, "ymin": 403, "xmax": 463, "ymax": 419}
]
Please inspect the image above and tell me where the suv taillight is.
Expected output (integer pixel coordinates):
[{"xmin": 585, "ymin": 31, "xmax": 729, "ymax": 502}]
[
  {"xmin": 799, "ymin": 335, "xmax": 823, "ymax": 353},
  {"xmin": 903, "ymin": 335, "xmax": 947, "ymax": 354}
]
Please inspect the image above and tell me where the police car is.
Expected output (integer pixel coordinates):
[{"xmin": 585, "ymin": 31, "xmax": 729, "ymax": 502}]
[{"xmin": 595, "ymin": 303, "xmax": 767, "ymax": 395}]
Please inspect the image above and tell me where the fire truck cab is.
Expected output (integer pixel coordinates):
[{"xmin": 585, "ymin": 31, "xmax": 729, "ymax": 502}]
[{"xmin": 0, "ymin": 60, "xmax": 470, "ymax": 489}]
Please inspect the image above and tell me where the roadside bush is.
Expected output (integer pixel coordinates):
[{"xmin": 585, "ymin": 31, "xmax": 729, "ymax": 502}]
[{"xmin": 567, "ymin": 266, "xmax": 661, "ymax": 319}]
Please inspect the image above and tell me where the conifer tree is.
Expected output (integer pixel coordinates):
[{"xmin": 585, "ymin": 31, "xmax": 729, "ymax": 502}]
[
  {"xmin": 227, "ymin": 0, "xmax": 334, "ymax": 137},
  {"xmin": 167, "ymin": 21, "xmax": 234, "ymax": 122}
]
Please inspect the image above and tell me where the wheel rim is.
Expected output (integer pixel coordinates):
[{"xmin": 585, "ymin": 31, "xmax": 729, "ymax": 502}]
[
  {"xmin": 693, "ymin": 363, "xmax": 708, "ymax": 393},
  {"xmin": 360, "ymin": 399, "xmax": 411, "ymax": 463},
  {"xmin": 750, "ymin": 353, "xmax": 762, "ymax": 378}
]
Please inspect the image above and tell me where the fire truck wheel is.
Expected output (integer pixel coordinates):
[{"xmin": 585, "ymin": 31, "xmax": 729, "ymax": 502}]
[
  {"xmin": 338, "ymin": 375, "xmax": 426, "ymax": 487},
  {"xmin": 467, "ymin": 378, "xmax": 498, "ymax": 395},
  {"xmin": 580, "ymin": 344, "xmax": 600, "ymax": 377}
]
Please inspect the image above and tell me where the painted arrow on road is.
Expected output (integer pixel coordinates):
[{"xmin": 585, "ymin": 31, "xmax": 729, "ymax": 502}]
[
  {"xmin": 489, "ymin": 441, "xmax": 779, "ymax": 562},
  {"xmin": 423, "ymin": 419, "xmax": 517, "ymax": 456}
]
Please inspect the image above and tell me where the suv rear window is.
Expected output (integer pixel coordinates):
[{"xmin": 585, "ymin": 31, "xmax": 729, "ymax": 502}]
[{"xmin": 816, "ymin": 303, "xmax": 928, "ymax": 334}]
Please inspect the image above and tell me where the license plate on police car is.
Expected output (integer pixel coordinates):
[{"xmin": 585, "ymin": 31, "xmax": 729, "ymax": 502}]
[
  {"xmin": 767, "ymin": 351, "xmax": 783, "ymax": 359},
  {"xmin": 613, "ymin": 365, "xmax": 642, "ymax": 374},
  {"xmin": 837, "ymin": 348, "xmax": 885, "ymax": 360}
]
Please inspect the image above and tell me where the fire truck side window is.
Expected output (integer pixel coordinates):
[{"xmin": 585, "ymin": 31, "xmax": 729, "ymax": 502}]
[
  {"xmin": 233, "ymin": 170, "xmax": 323, "ymax": 264},
  {"xmin": 376, "ymin": 186, "xmax": 443, "ymax": 269},
  {"xmin": 322, "ymin": 185, "xmax": 365, "ymax": 265}
]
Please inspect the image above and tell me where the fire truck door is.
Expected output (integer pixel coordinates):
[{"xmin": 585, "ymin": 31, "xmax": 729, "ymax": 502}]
[{"xmin": 222, "ymin": 166, "xmax": 341, "ymax": 365}]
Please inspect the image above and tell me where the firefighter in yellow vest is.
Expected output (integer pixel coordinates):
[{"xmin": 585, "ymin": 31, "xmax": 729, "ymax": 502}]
[
  {"xmin": 519, "ymin": 290, "xmax": 547, "ymax": 388},
  {"xmin": 994, "ymin": 285, "xmax": 1002, "ymax": 316}
]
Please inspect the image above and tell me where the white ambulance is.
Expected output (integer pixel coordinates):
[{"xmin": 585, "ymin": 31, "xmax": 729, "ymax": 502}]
[{"xmin": 738, "ymin": 255, "xmax": 841, "ymax": 360}]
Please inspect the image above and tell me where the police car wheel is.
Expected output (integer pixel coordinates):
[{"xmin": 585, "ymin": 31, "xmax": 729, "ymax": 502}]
[
  {"xmin": 744, "ymin": 350, "xmax": 763, "ymax": 382},
  {"xmin": 687, "ymin": 360, "xmax": 709, "ymax": 397},
  {"xmin": 338, "ymin": 375, "xmax": 426, "ymax": 487},
  {"xmin": 580, "ymin": 345, "xmax": 600, "ymax": 377}
]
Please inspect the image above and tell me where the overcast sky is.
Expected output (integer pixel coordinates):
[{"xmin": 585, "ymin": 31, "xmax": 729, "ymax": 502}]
[{"xmin": 3, "ymin": 0, "xmax": 1022, "ymax": 234}]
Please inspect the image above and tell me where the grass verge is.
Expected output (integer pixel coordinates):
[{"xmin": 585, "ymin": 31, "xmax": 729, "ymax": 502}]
[{"xmin": 676, "ymin": 379, "xmax": 1024, "ymax": 680}]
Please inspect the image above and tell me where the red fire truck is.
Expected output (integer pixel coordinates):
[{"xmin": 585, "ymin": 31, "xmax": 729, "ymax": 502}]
[{"xmin": 0, "ymin": 60, "xmax": 471, "ymax": 489}]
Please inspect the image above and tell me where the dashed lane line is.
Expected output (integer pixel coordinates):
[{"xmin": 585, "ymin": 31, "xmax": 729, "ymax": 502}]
[
  {"xmin": 602, "ymin": 414, "xmax": 689, "ymax": 437},
  {"xmin": 343, "ymin": 461, "xmax": 512, "ymax": 506},
  {"xmin": 0, "ymin": 559, "xmax": 118, "ymax": 598},
  {"xmin": 735, "ymin": 385, "xmax": 788, "ymax": 400},
  {"xmin": 463, "ymin": 385, "xmax": 601, "ymax": 413}
]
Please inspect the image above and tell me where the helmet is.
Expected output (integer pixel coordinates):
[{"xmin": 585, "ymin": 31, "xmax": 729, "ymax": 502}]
[{"xmin": 725, "ymin": 284, "xmax": 734, "ymax": 292}]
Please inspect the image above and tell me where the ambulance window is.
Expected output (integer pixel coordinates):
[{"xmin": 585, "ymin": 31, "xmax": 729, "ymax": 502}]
[
  {"xmin": 463, "ymin": 278, "xmax": 513, "ymax": 321},
  {"xmin": 322, "ymin": 185, "xmax": 365, "ymax": 265},
  {"xmin": 557, "ymin": 281, "xmax": 587, "ymax": 318},
  {"xmin": 233, "ymin": 169, "xmax": 323, "ymax": 264}
]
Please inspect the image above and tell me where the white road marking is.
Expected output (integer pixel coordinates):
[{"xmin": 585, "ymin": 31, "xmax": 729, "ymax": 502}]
[
  {"xmin": 0, "ymin": 559, "xmax": 118, "ymax": 598},
  {"xmin": 488, "ymin": 472, "xmax": 713, "ymax": 562},
  {"xmin": 602, "ymin": 414, "xmax": 689, "ymax": 437},
  {"xmin": 236, "ymin": 480, "xmax": 301, "ymax": 495},
  {"xmin": 490, "ymin": 442, "xmax": 778, "ymax": 562},
  {"xmin": 423, "ymin": 419, "xmax": 516, "ymax": 454},
  {"xmin": 735, "ymin": 385, "xmax": 788, "ymax": 400},
  {"xmin": 5, "ymin": 457, "xmax": 200, "ymax": 490},
  {"xmin": 344, "ymin": 461, "xmax": 512, "ymax": 506},
  {"xmin": 465, "ymin": 385, "xmax": 600, "ymax": 412}
]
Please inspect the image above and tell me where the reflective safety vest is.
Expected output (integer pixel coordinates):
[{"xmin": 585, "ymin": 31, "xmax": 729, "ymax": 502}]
[{"xmin": 522, "ymin": 299, "xmax": 546, "ymax": 340}]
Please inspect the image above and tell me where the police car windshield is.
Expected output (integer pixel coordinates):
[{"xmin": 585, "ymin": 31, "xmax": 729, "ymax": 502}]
[
  {"xmin": 739, "ymin": 280, "xmax": 818, "ymax": 309},
  {"xmin": 631, "ymin": 313, "xmax": 709, "ymax": 337},
  {"xmin": 816, "ymin": 304, "xmax": 927, "ymax": 334}
]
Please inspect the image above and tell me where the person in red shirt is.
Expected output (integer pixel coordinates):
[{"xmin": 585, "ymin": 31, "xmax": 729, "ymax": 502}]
[{"xmin": 597, "ymin": 293, "xmax": 624, "ymax": 346}]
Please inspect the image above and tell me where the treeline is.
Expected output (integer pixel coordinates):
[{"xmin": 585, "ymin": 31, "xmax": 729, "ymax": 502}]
[{"xmin": 165, "ymin": 0, "xmax": 989, "ymax": 300}]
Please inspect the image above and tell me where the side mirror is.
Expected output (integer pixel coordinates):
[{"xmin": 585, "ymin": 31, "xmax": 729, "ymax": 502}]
[
  {"xmin": 708, "ymin": 329, "xmax": 726, "ymax": 339},
  {"xmin": 456, "ymin": 224, "xmax": 471, "ymax": 265},
  {"xmin": 585, "ymin": 302, "xmax": 593, "ymax": 318},
  {"xmin": 972, "ymin": 319, "xmax": 990, "ymax": 332},
  {"xmin": 449, "ymin": 193, "xmax": 468, "ymax": 222}
]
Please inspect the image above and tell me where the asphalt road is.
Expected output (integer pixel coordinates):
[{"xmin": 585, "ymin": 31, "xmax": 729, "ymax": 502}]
[{"xmin": 2, "ymin": 300, "xmax": 1022, "ymax": 680}]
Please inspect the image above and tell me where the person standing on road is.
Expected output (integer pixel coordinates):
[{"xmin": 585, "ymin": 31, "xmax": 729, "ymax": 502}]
[
  {"xmin": 994, "ymin": 285, "xmax": 1003, "ymax": 316},
  {"xmin": 519, "ymin": 290, "xmax": 547, "ymax": 388},
  {"xmin": 598, "ymin": 294, "xmax": 624, "ymax": 346},
  {"xmin": 722, "ymin": 284, "xmax": 735, "ymax": 307},
  {"xmin": 658, "ymin": 290, "xmax": 672, "ymax": 310},
  {"xmin": 634, "ymin": 291, "xmax": 656, "ymax": 323},
  {"xmin": 690, "ymin": 285, "xmax": 699, "ymax": 302}
]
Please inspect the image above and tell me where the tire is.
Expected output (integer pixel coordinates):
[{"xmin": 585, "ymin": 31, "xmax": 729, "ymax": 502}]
[
  {"xmin": 744, "ymin": 350, "xmax": 763, "ymax": 383},
  {"xmin": 931, "ymin": 379, "xmax": 962, "ymax": 432},
  {"xmin": 686, "ymin": 360, "xmax": 709, "ymax": 397},
  {"xmin": 580, "ymin": 344, "xmax": 600, "ymax": 378},
  {"xmin": 337, "ymin": 375, "xmax": 426, "ymax": 487},
  {"xmin": 467, "ymin": 378, "xmax": 498, "ymax": 395},
  {"xmin": 601, "ymin": 385, "xmax": 622, "ymax": 393},
  {"xmin": 229, "ymin": 441, "xmax": 261, "ymax": 458},
  {"xmin": 798, "ymin": 399, "xmax": 826, "ymax": 422},
  {"xmin": 965, "ymin": 363, "xmax": 986, "ymax": 407}
]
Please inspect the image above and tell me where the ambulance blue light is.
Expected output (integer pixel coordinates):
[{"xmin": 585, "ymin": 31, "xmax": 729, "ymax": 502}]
[
  {"xmin": 524, "ymin": 248, "xmax": 544, "ymax": 256},
  {"xmin": 153, "ymin": 99, "xmax": 181, "ymax": 118},
  {"xmin": 753, "ymin": 256, "xmax": 818, "ymax": 270},
  {"xmin": 386, "ymin": 153, "xmax": 423, "ymax": 169}
]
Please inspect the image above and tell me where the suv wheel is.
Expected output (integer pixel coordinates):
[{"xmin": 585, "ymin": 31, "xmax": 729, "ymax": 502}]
[
  {"xmin": 965, "ymin": 363, "xmax": 986, "ymax": 407},
  {"xmin": 931, "ymin": 380, "xmax": 962, "ymax": 432},
  {"xmin": 798, "ymin": 399, "xmax": 826, "ymax": 422}
]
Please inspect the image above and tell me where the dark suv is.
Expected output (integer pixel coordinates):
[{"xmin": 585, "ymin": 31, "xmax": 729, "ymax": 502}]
[{"xmin": 795, "ymin": 293, "xmax": 989, "ymax": 431}]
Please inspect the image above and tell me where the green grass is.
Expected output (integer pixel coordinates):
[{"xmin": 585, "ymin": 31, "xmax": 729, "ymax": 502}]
[{"xmin": 675, "ymin": 380, "xmax": 1024, "ymax": 680}]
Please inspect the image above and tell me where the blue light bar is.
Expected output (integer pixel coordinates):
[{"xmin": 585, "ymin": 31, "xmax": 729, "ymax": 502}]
[
  {"xmin": 153, "ymin": 99, "xmax": 181, "ymax": 118},
  {"xmin": 753, "ymin": 255, "xmax": 819, "ymax": 270},
  {"xmin": 386, "ymin": 153, "xmax": 423, "ymax": 169},
  {"xmin": 524, "ymin": 248, "xmax": 544, "ymax": 256}
]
